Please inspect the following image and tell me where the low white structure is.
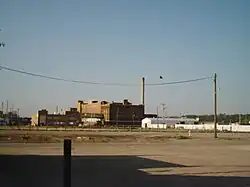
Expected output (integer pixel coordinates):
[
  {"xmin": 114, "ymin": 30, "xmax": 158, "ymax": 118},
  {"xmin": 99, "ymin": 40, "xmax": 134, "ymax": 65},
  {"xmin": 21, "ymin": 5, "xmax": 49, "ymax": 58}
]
[
  {"xmin": 82, "ymin": 118, "xmax": 101, "ymax": 123},
  {"xmin": 80, "ymin": 117, "xmax": 102, "ymax": 127},
  {"xmin": 175, "ymin": 123, "xmax": 250, "ymax": 132},
  {"xmin": 141, "ymin": 117, "xmax": 197, "ymax": 129}
]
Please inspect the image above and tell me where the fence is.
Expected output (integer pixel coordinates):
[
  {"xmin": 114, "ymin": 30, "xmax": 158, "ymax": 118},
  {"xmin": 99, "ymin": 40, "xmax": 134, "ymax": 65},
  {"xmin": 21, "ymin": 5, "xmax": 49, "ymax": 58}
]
[
  {"xmin": 175, "ymin": 123, "xmax": 250, "ymax": 132},
  {"xmin": 0, "ymin": 125, "xmax": 181, "ymax": 133},
  {"xmin": 1, "ymin": 123, "xmax": 250, "ymax": 133}
]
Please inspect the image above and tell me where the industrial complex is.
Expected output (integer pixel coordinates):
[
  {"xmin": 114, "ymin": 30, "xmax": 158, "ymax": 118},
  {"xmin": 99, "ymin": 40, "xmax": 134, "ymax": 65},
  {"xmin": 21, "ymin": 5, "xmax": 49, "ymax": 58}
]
[
  {"xmin": 34, "ymin": 77, "xmax": 147, "ymax": 126},
  {"xmin": 77, "ymin": 99, "xmax": 144, "ymax": 125},
  {"xmin": 35, "ymin": 99, "xmax": 145, "ymax": 126},
  {"xmin": 1, "ymin": 77, "xmax": 155, "ymax": 127},
  {"xmin": 1, "ymin": 78, "xmax": 249, "ymax": 130}
]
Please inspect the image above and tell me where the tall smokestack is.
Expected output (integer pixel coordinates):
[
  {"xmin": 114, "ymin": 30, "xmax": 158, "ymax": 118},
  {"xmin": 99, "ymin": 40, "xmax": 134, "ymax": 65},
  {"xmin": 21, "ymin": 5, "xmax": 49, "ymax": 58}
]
[{"xmin": 141, "ymin": 77, "xmax": 145, "ymax": 106}]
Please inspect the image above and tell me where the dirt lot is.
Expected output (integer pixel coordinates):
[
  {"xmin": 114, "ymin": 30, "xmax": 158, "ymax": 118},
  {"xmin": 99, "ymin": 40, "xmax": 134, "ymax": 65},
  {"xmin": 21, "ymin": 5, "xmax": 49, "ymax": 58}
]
[
  {"xmin": 1, "ymin": 129, "xmax": 250, "ymax": 143},
  {"xmin": 0, "ymin": 130, "xmax": 250, "ymax": 187}
]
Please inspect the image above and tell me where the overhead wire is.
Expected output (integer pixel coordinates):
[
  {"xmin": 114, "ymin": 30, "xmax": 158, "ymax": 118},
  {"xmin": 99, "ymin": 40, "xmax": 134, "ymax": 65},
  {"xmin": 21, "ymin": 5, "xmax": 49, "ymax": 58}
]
[
  {"xmin": 0, "ymin": 65, "xmax": 134, "ymax": 86},
  {"xmin": 146, "ymin": 76, "xmax": 212, "ymax": 86},
  {"xmin": 0, "ymin": 65, "xmax": 212, "ymax": 87}
]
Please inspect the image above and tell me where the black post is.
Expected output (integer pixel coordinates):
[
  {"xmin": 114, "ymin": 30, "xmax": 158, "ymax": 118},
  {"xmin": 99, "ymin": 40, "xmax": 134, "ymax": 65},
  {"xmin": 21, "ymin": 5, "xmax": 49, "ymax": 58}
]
[{"xmin": 64, "ymin": 139, "xmax": 71, "ymax": 187}]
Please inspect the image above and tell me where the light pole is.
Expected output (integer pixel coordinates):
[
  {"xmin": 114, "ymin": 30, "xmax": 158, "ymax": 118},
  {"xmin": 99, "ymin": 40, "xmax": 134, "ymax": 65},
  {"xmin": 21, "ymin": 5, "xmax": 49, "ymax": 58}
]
[{"xmin": 161, "ymin": 103, "xmax": 165, "ymax": 118}]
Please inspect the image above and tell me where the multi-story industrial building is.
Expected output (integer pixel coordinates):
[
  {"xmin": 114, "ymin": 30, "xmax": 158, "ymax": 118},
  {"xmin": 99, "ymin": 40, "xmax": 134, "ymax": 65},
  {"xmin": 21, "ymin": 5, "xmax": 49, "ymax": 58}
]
[
  {"xmin": 38, "ymin": 108, "xmax": 80, "ymax": 126},
  {"xmin": 77, "ymin": 99, "xmax": 144, "ymax": 125}
]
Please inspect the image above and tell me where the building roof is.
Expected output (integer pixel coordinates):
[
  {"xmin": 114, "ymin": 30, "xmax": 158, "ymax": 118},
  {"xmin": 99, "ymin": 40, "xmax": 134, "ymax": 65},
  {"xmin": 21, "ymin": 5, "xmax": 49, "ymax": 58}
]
[{"xmin": 79, "ymin": 99, "xmax": 140, "ymax": 105}]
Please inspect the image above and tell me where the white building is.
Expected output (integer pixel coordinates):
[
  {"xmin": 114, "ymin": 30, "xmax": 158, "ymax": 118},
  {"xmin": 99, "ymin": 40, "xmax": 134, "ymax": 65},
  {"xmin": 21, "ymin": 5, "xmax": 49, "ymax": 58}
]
[
  {"xmin": 80, "ymin": 117, "xmax": 102, "ymax": 127},
  {"xmin": 141, "ymin": 117, "xmax": 197, "ymax": 129}
]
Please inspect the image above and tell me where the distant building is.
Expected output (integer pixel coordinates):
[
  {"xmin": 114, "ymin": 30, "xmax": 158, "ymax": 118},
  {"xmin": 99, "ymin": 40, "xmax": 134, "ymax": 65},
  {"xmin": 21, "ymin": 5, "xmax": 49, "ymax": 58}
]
[
  {"xmin": 0, "ymin": 110, "xmax": 31, "ymax": 125},
  {"xmin": 38, "ymin": 108, "xmax": 80, "ymax": 126},
  {"xmin": 0, "ymin": 116, "xmax": 5, "ymax": 125},
  {"xmin": 77, "ymin": 99, "xmax": 144, "ymax": 125},
  {"xmin": 20, "ymin": 117, "xmax": 31, "ymax": 125},
  {"xmin": 0, "ymin": 111, "xmax": 4, "ymax": 117},
  {"xmin": 141, "ymin": 117, "xmax": 198, "ymax": 129},
  {"xmin": 6, "ymin": 111, "xmax": 18, "ymax": 125},
  {"xmin": 0, "ymin": 111, "xmax": 5, "ymax": 125}
]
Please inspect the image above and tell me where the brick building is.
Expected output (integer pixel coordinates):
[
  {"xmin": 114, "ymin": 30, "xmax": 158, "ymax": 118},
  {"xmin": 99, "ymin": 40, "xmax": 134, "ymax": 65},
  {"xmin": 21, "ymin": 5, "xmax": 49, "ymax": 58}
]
[
  {"xmin": 77, "ymin": 99, "xmax": 144, "ymax": 125},
  {"xmin": 38, "ymin": 108, "xmax": 80, "ymax": 126}
]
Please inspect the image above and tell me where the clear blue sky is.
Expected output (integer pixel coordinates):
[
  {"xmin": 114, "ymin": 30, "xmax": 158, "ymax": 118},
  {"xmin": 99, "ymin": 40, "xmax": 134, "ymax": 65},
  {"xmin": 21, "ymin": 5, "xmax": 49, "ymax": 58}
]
[{"xmin": 0, "ymin": 0, "xmax": 249, "ymax": 116}]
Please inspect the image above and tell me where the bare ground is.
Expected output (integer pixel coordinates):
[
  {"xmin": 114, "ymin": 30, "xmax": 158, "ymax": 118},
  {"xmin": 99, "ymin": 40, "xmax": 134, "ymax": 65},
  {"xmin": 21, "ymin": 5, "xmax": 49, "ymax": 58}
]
[
  {"xmin": 0, "ymin": 130, "xmax": 250, "ymax": 187},
  {"xmin": 1, "ymin": 129, "xmax": 250, "ymax": 143}
]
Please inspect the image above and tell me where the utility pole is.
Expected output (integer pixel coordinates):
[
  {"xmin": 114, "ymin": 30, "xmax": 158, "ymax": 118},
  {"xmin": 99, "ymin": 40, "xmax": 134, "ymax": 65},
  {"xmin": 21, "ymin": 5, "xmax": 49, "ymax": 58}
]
[
  {"xmin": 141, "ymin": 77, "xmax": 145, "ymax": 112},
  {"xmin": 160, "ymin": 103, "xmax": 166, "ymax": 118},
  {"xmin": 156, "ymin": 105, "xmax": 159, "ymax": 117},
  {"xmin": 213, "ymin": 73, "xmax": 218, "ymax": 138}
]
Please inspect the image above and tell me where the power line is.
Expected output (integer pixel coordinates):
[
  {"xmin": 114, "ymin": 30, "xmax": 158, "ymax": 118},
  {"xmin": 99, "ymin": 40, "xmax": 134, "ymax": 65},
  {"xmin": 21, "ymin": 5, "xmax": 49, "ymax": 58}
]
[
  {"xmin": 0, "ymin": 65, "xmax": 212, "ymax": 87},
  {"xmin": 0, "ymin": 65, "xmax": 133, "ymax": 86},
  {"xmin": 146, "ymin": 76, "xmax": 212, "ymax": 86}
]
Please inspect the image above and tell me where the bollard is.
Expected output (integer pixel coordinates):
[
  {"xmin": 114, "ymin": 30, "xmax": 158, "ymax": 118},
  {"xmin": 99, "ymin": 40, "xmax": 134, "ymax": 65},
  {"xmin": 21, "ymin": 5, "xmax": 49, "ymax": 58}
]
[{"xmin": 64, "ymin": 139, "xmax": 72, "ymax": 187}]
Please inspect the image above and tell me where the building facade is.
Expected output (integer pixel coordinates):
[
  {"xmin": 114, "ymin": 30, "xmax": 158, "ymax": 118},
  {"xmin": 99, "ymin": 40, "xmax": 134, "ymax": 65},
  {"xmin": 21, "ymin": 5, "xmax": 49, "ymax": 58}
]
[
  {"xmin": 38, "ymin": 108, "xmax": 80, "ymax": 126},
  {"xmin": 77, "ymin": 99, "xmax": 144, "ymax": 125}
]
